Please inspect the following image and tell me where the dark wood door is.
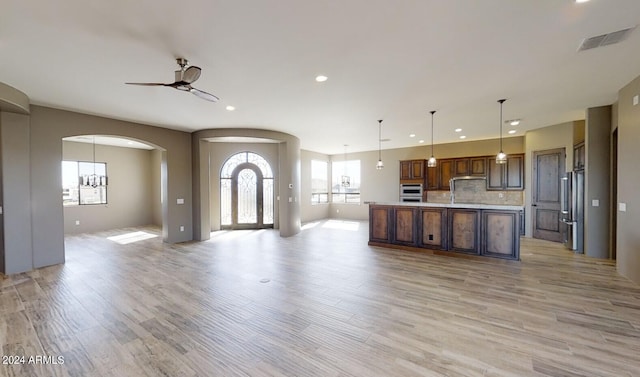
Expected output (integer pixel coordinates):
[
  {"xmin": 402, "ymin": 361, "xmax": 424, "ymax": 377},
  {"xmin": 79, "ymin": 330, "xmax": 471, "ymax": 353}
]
[{"xmin": 532, "ymin": 148, "xmax": 565, "ymax": 242}]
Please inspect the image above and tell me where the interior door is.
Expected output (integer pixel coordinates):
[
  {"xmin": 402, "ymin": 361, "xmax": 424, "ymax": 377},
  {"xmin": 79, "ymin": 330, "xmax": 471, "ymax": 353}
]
[{"xmin": 532, "ymin": 148, "xmax": 565, "ymax": 242}]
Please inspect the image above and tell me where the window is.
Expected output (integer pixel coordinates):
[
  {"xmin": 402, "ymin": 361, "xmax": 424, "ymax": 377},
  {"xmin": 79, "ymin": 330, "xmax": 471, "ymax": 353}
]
[
  {"xmin": 331, "ymin": 160, "xmax": 360, "ymax": 203},
  {"xmin": 311, "ymin": 160, "xmax": 328, "ymax": 204},
  {"xmin": 62, "ymin": 160, "xmax": 108, "ymax": 205}
]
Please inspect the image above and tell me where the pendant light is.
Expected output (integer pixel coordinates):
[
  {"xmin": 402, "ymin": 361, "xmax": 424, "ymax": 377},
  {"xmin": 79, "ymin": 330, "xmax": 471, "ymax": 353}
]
[
  {"xmin": 341, "ymin": 144, "xmax": 350, "ymax": 187},
  {"xmin": 496, "ymin": 99, "xmax": 507, "ymax": 164},
  {"xmin": 427, "ymin": 110, "xmax": 437, "ymax": 168},
  {"xmin": 376, "ymin": 120, "xmax": 384, "ymax": 170}
]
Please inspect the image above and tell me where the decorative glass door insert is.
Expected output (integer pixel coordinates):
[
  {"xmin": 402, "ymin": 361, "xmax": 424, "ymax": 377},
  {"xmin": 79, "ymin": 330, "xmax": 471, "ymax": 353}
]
[{"xmin": 220, "ymin": 152, "xmax": 274, "ymax": 229}]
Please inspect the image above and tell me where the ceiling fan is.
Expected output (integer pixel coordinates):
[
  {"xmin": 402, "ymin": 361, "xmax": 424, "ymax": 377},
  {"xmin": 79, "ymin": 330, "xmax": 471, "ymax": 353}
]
[{"xmin": 126, "ymin": 58, "xmax": 219, "ymax": 102}]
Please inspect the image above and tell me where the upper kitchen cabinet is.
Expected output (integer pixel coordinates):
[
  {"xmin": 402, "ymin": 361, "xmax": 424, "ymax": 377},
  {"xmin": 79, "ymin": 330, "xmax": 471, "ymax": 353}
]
[
  {"xmin": 470, "ymin": 157, "xmax": 486, "ymax": 176},
  {"xmin": 486, "ymin": 153, "xmax": 524, "ymax": 190},
  {"xmin": 454, "ymin": 158, "xmax": 470, "ymax": 176},
  {"xmin": 439, "ymin": 159, "xmax": 454, "ymax": 190},
  {"xmin": 426, "ymin": 166, "xmax": 438, "ymax": 190},
  {"xmin": 573, "ymin": 142, "xmax": 585, "ymax": 170},
  {"xmin": 400, "ymin": 159, "xmax": 426, "ymax": 184}
]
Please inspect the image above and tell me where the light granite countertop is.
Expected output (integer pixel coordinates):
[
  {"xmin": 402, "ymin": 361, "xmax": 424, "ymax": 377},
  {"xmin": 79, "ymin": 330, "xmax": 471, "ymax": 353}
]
[{"xmin": 368, "ymin": 202, "xmax": 524, "ymax": 211}]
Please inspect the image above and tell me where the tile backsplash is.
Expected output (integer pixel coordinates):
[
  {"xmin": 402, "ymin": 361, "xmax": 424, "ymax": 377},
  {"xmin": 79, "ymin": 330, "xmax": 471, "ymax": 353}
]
[{"xmin": 426, "ymin": 179, "xmax": 523, "ymax": 205}]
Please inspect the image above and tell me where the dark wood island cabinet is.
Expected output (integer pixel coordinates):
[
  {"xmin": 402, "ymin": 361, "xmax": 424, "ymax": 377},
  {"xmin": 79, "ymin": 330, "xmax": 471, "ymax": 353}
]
[{"xmin": 369, "ymin": 202, "xmax": 522, "ymax": 261}]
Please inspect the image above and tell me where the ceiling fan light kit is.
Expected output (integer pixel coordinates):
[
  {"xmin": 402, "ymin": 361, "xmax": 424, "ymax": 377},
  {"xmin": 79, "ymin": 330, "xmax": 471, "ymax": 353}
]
[{"xmin": 126, "ymin": 58, "xmax": 220, "ymax": 102}]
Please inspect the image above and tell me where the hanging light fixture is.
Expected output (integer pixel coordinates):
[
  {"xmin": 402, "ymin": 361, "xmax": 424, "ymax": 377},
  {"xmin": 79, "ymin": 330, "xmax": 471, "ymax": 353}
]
[
  {"xmin": 496, "ymin": 99, "xmax": 508, "ymax": 164},
  {"xmin": 80, "ymin": 136, "xmax": 108, "ymax": 188},
  {"xmin": 341, "ymin": 144, "xmax": 350, "ymax": 187},
  {"xmin": 427, "ymin": 110, "xmax": 437, "ymax": 167},
  {"xmin": 376, "ymin": 120, "xmax": 384, "ymax": 170}
]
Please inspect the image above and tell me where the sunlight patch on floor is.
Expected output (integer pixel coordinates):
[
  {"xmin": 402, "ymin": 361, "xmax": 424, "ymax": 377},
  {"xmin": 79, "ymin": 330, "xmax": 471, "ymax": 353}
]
[
  {"xmin": 301, "ymin": 221, "xmax": 320, "ymax": 230},
  {"xmin": 322, "ymin": 220, "xmax": 360, "ymax": 231},
  {"xmin": 208, "ymin": 229, "xmax": 265, "ymax": 241},
  {"xmin": 107, "ymin": 231, "xmax": 158, "ymax": 245}
]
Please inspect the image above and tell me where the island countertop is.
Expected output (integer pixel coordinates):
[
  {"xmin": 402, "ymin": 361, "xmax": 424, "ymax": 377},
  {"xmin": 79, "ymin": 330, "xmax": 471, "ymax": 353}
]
[{"xmin": 368, "ymin": 201, "xmax": 524, "ymax": 211}]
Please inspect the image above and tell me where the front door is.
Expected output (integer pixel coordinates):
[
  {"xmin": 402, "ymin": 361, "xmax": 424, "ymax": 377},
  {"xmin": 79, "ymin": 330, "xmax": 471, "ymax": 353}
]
[
  {"xmin": 532, "ymin": 148, "xmax": 565, "ymax": 242},
  {"xmin": 230, "ymin": 163, "xmax": 266, "ymax": 229}
]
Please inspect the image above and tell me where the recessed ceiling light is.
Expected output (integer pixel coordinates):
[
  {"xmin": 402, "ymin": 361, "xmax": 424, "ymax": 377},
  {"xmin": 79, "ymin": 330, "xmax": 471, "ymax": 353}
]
[
  {"xmin": 508, "ymin": 130, "xmax": 517, "ymax": 134},
  {"xmin": 508, "ymin": 119, "xmax": 520, "ymax": 126},
  {"xmin": 459, "ymin": 135, "xmax": 466, "ymax": 139},
  {"xmin": 315, "ymin": 75, "xmax": 328, "ymax": 82},
  {"xmin": 575, "ymin": 0, "xmax": 589, "ymax": 3},
  {"xmin": 225, "ymin": 105, "xmax": 235, "ymax": 111},
  {"xmin": 455, "ymin": 128, "xmax": 462, "ymax": 132},
  {"xmin": 419, "ymin": 140, "xmax": 424, "ymax": 143},
  {"xmin": 409, "ymin": 133, "xmax": 416, "ymax": 138}
]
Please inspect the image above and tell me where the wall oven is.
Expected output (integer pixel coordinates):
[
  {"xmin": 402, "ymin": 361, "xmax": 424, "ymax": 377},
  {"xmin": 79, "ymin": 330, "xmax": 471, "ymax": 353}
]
[{"xmin": 399, "ymin": 183, "xmax": 423, "ymax": 202}]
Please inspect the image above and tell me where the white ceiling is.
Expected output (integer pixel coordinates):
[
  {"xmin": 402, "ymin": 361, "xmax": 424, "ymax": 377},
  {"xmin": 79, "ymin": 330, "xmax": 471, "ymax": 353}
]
[{"xmin": 2, "ymin": 0, "xmax": 640, "ymax": 155}]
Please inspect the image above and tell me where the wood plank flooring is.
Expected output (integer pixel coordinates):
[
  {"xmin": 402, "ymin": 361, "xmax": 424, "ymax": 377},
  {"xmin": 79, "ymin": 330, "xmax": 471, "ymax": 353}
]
[{"xmin": 1, "ymin": 219, "xmax": 639, "ymax": 376}]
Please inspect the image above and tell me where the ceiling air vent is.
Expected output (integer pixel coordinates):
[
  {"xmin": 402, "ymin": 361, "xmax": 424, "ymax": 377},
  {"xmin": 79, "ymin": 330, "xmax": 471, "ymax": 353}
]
[{"xmin": 578, "ymin": 26, "xmax": 636, "ymax": 51}]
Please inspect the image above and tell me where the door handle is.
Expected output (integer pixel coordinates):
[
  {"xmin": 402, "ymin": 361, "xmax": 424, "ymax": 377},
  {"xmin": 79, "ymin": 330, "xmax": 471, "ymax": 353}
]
[{"xmin": 531, "ymin": 204, "xmax": 537, "ymax": 207}]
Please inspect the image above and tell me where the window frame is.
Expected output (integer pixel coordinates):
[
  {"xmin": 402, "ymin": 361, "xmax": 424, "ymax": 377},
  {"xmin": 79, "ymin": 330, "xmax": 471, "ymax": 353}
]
[
  {"xmin": 331, "ymin": 159, "xmax": 361, "ymax": 204},
  {"xmin": 62, "ymin": 160, "xmax": 108, "ymax": 206},
  {"xmin": 311, "ymin": 159, "xmax": 329, "ymax": 205}
]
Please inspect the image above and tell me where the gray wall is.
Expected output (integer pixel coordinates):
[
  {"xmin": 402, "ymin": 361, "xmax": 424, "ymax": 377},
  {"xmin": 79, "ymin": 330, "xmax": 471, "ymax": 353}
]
[
  {"xmin": 151, "ymin": 149, "xmax": 163, "ymax": 226},
  {"xmin": 0, "ymin": 112, "xmax": 33, "ymax": 274},
  {"xmin": 62, "ymin": 141, "xmax": 156, "ymax": 234},
  {"xmin": 584, "ymin": 106, "xmax": 611, "ymax": 259},
  {"xmin": 617, "ymin": 75, "xmax": 640, "ymax": 284}
]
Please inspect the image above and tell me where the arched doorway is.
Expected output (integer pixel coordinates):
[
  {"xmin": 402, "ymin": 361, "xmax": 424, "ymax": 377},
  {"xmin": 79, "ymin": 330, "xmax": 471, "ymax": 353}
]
[{"xmin": 220, "ymin": 152, "xmax": 274, "ymax": 229}]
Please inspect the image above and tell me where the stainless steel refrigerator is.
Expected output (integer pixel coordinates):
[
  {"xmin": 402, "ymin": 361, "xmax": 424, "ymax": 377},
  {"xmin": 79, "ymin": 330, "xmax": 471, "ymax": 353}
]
[{"xmin": 561, "ymin": 170, "xmax": 584, "ymax": 253}]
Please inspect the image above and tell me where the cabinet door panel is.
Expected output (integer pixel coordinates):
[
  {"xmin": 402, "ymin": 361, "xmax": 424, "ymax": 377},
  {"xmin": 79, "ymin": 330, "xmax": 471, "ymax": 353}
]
[
  {"xmin": 486, "ymin": 158, "xmax": 504, "ymax": 190},
  {"xmin": 454, "ymin": 159, "xmax": 469, "ymax": 176},
  {"xmin": 400, "ymin": 161, "xmax": 411, "ymax": 181},
  {"xmin": 393, "ymin": 207, "xmax": 417, "ymax": 245},
  {"xmin": 426, "ymin": 166, "xmax": 438, "ymax": 190},
  {"xmin": 440, "ymin": 160, "xmax": 454, "ymax": 190},
  {"xmin": 411, "ymin": 160, "xmax": 425, "ymax": 179},
  {"xmin": 470, "ymin": 158, "xmax": 486, "ymax": 176},
  {"xmin": 419, "ymin": 208, "xmax": 447, "ymax": 249},
  {"xmin": 505, "ymin": 154, "xmax": 524, "ymax": 190},
  {"xmin": 448, "ymin": 209, "xmax": 480, "ymax": 254}
]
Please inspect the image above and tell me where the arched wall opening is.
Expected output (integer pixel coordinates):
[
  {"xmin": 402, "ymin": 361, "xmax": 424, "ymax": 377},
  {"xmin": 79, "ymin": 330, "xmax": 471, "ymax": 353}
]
[{"xmin": 61, "ymin": 135, "xmax": 167, "ymax": 236}]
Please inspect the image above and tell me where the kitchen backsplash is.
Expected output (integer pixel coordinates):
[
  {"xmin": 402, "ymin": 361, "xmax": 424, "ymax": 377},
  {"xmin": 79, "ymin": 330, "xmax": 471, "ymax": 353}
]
[{"xmin": 426, "ymin": 179, "xmax": 523, "ymax": 205}]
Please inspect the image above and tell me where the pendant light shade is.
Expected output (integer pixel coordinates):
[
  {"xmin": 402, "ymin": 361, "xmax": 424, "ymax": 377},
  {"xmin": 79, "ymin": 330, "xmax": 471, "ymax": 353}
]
[
  {"xmin": 428, "ymin": 110, "xmax": 437, "ymax": 168},
  {"xmin": 376, "ymin": 120, "xmax": 384, "ymax": 170},
  {"xmin": 496, "ymin": 99, "xmax": 508, "ymax": 164}
]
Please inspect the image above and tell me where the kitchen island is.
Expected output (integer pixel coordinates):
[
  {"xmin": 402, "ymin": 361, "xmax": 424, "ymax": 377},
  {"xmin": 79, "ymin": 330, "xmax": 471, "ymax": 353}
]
[{"xmin": 369, "ymin": 202, "xmax": 523, "ymax": 261}]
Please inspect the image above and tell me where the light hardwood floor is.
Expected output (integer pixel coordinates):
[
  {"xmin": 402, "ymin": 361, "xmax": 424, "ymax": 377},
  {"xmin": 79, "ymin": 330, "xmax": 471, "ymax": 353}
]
[{"xmin": 1, "ymin": 220, "xmax": 639, "ymax": 376}]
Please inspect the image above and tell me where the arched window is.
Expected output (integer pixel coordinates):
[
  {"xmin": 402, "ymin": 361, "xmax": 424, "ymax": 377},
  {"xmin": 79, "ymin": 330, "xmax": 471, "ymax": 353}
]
[{"xmin": 220, "ymin": 152, "xmax": 274, "ymax": 228}]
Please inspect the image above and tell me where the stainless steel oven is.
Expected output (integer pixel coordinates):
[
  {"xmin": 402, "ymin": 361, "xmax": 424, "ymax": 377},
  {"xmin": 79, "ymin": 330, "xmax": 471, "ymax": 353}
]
[{"xmin": 400, "ymin": 183, "xmax": 423, "ymax": 202}]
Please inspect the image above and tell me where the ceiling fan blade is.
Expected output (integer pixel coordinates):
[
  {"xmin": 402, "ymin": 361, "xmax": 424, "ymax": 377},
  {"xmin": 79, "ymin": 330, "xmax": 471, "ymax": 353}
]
[
  {"xmin": 190, "ymin": 88, "xmax": 219, "ymax": 102},
  {"xmin": 182, "ymin": 66, "xmax": 201, "ymax": 84},
  {"xmin": 125, "ymin": 82, "xmax": 168, "ymax": 86}
]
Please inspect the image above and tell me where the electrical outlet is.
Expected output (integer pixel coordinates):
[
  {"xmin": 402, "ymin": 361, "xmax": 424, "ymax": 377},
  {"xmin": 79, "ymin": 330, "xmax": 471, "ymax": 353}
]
[
  {"xmin": 180, "ymin": 226, "xmax": 184, "ymax": 232},
  {"xmin": 633, "ymin": 95, "xmax": 639, "ymax": 106}
]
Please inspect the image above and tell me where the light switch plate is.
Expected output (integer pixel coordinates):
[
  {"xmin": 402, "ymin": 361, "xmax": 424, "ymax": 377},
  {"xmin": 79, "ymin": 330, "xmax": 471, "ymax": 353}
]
[
  {"xmin": 634, "ymin": 95, "xmax": 639, "ymax": 106},
  {"xmin": 177, "ymin": 198, "xmax": 184, "ymax": 204},
  {"xmin": 592, "ymin": 199, "xmax": 599, "ymax": 207},
  {"xmin": 619, "ymin": 202, "xmax": 627, "ymax": 212}
]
